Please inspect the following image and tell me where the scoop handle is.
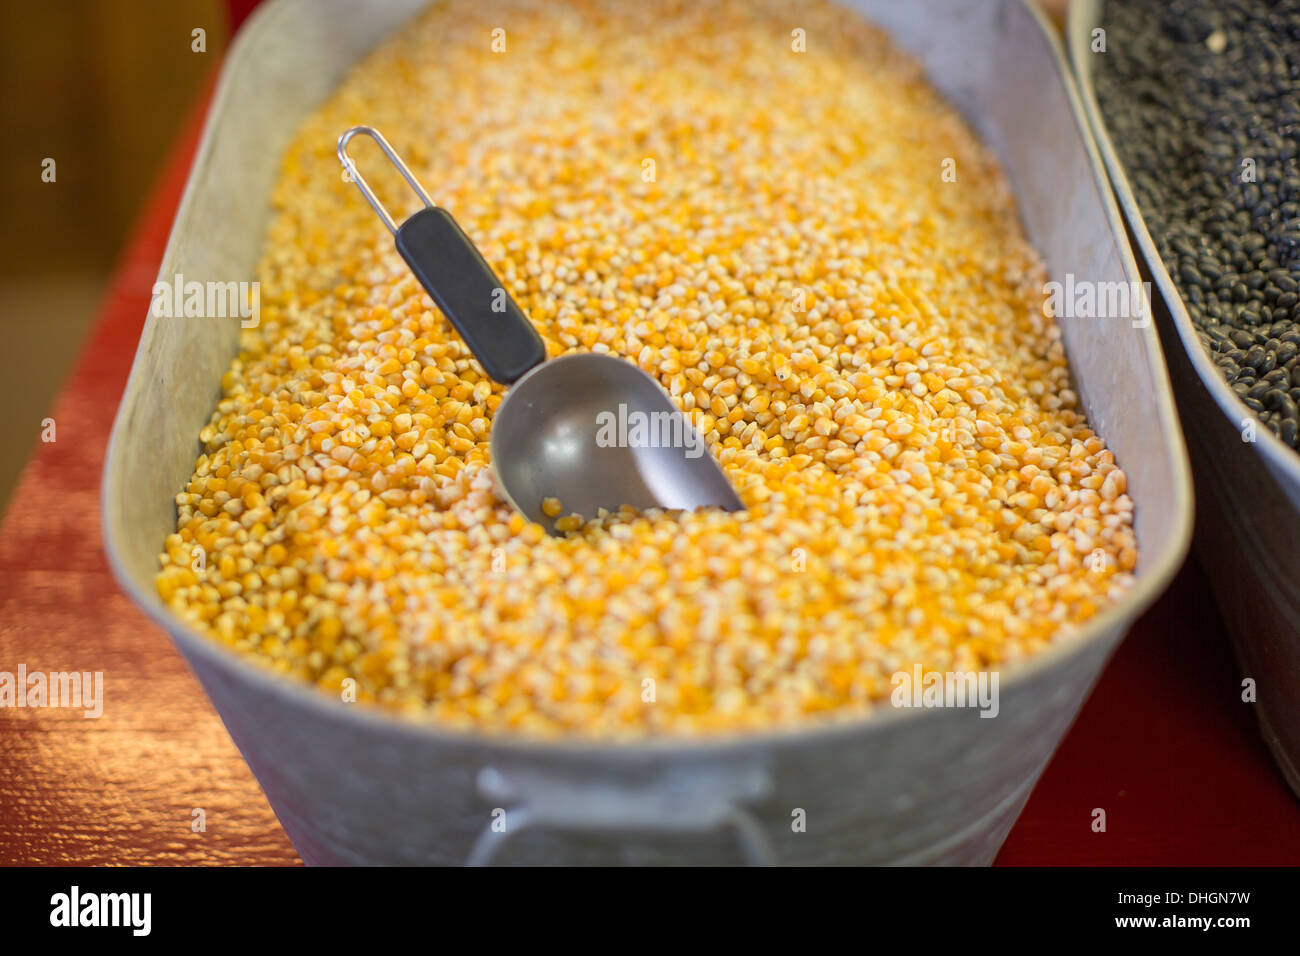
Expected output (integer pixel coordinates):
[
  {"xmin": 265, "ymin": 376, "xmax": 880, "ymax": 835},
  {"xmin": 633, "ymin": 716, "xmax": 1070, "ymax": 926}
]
[
  {"xmin": 337, "ymin": 126, "xmax": 546, "ymax": 384},
  {"xmin": 395, "ymin": 207, "xmax": 546, "ymax": 384}
]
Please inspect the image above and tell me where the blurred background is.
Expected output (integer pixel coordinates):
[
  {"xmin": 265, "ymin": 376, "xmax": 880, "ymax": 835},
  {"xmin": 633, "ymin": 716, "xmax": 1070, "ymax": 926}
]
[{"xmin": 0, "ymin": 1, "xmax": 230, "ymax": 513}]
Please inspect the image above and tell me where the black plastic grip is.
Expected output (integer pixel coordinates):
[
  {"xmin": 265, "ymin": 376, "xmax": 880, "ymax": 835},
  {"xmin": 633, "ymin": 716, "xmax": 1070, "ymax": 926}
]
[{"xmin": 395, "ymin": 207, "xmax": 546, "ymax": 384}]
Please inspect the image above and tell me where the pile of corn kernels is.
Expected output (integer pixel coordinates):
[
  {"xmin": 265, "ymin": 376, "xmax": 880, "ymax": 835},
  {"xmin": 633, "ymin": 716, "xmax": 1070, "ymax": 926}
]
[{"xmin": 156, "ymin": 0, "xmax": 1138, "ymax": 737}]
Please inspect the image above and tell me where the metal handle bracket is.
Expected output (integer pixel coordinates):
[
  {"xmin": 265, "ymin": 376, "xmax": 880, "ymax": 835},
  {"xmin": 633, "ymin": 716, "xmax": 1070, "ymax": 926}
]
[{"xmin": 337, "ymin": 125, "xmax": 436, "ymax": 233}]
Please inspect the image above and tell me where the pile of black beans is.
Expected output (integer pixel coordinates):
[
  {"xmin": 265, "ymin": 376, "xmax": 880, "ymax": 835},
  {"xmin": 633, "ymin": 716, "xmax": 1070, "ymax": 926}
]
[{"xmin": 1095, "ymin": 0, "xmax": 1300, "ymax": 447}]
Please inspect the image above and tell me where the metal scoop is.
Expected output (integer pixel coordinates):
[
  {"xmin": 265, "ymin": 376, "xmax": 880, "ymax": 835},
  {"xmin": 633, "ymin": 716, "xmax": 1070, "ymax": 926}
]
[{"xmin": 338, "ymin": 127, "xmax": 744, "ymax": 533}]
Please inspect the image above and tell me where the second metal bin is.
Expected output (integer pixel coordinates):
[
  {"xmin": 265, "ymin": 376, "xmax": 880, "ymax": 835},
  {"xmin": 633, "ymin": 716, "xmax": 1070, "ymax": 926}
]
[{"xmin": 1070, "ymin": 0, "xmax": 1300, "ymax": 798}]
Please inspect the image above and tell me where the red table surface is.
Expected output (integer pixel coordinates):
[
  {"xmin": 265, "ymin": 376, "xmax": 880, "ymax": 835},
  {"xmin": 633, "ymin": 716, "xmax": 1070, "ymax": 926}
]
[{"xmin": 1, "ymin": 68, "xmax": 1298, "ymax": 868}]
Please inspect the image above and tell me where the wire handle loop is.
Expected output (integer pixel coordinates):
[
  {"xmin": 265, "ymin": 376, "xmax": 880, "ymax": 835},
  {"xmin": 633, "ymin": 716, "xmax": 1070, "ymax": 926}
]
[{"xmin": 337, "ymin": 126, "xmax": 435, "ymax": 234}]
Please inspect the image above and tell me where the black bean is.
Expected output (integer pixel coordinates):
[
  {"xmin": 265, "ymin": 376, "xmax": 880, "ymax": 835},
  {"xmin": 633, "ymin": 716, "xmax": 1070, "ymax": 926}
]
[{"xmin": 1272, "ymin": 392, "xmax": 1299, "ymax": 422}]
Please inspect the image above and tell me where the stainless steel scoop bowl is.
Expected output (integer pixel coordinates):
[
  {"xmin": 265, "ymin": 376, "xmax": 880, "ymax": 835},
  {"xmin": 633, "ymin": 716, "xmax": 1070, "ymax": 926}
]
[
  {"xmin": 339, "ymin": 126, "xmax": 744, "ymax": 532},
  {"xmin": 490, "ymin": 351, "xmax": 743, "ymax": 527}
]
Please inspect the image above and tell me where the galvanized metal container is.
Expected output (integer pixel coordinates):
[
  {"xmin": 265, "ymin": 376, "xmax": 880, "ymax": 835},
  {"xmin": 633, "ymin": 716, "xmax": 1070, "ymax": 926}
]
[
  {"xmin": 1069, "ymin": 0, "xmax": 1300, "ymax": 798},
  {"xmin": 102, "ymin": 0, "xmax": 1193, "ymax": 864}
]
